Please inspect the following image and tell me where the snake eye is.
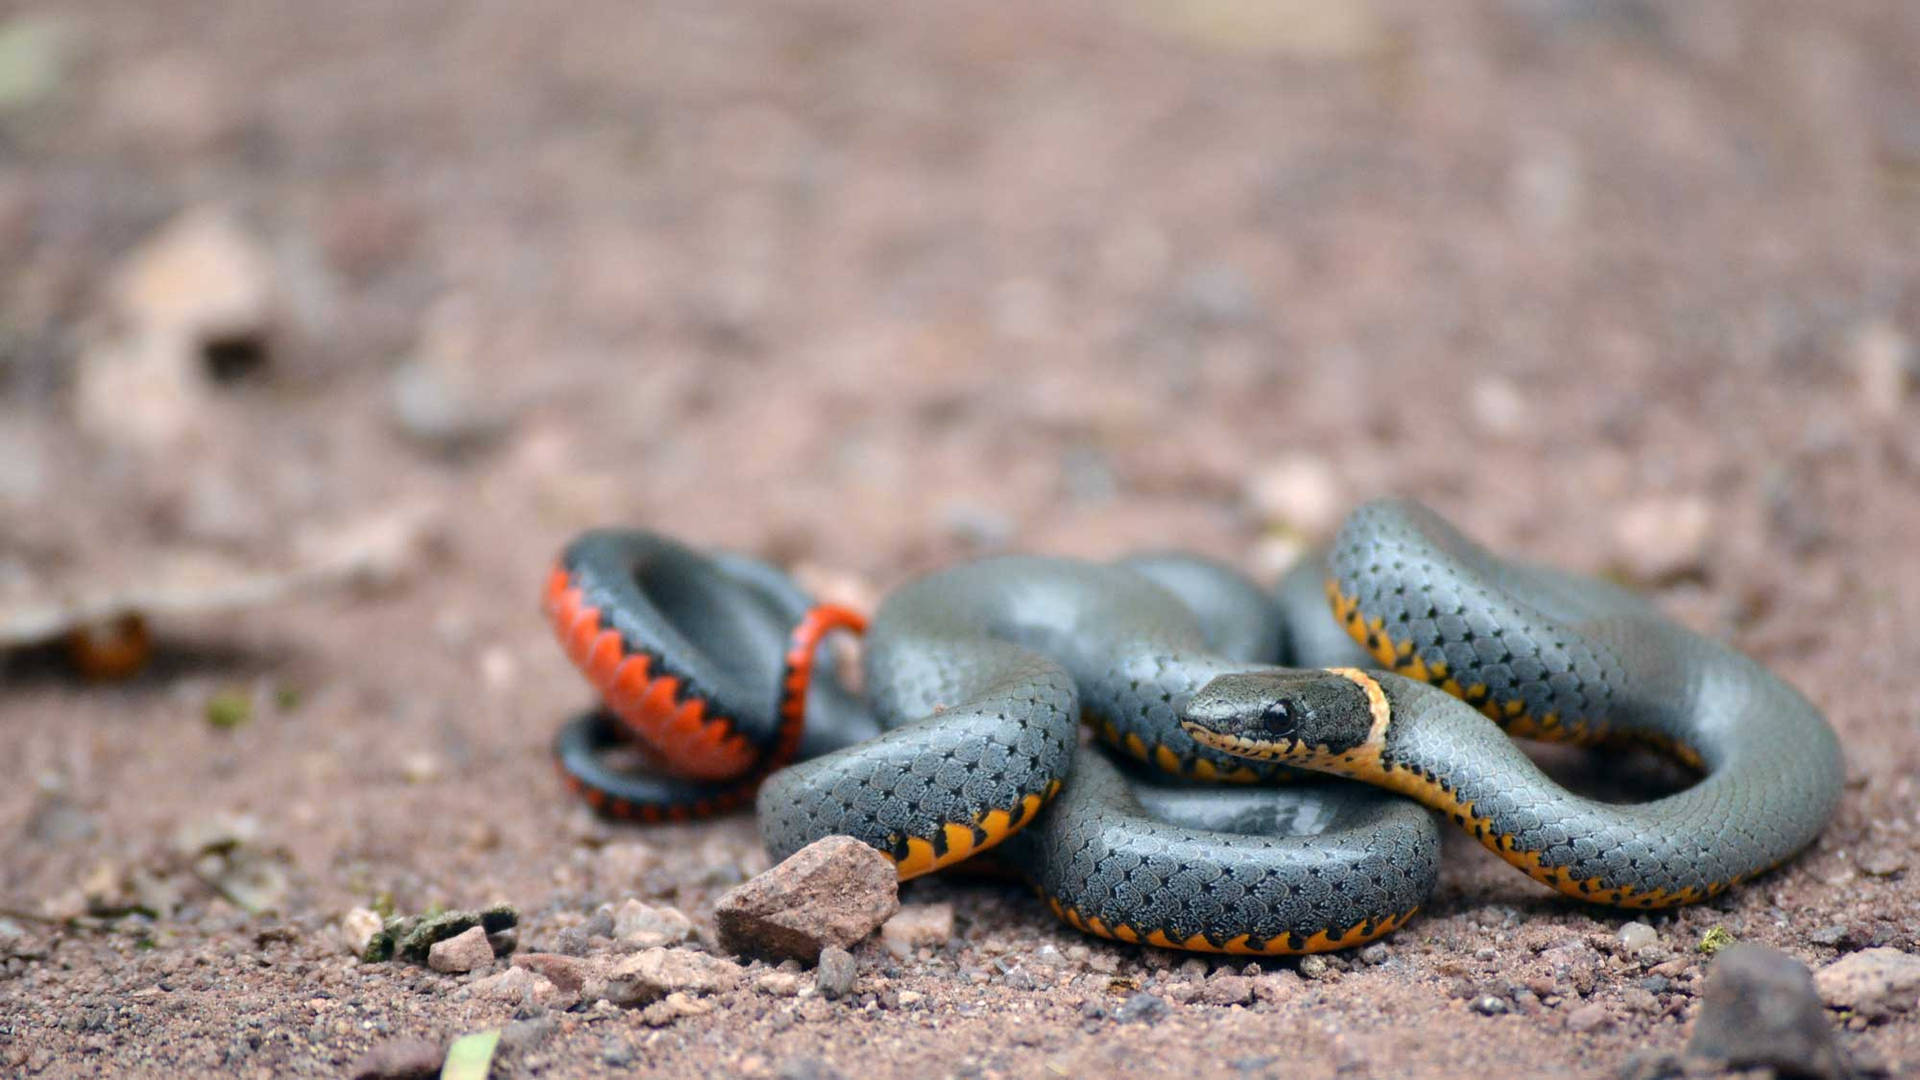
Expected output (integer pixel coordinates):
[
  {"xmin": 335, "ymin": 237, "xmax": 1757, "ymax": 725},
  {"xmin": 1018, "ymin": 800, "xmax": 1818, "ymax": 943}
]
[{"xmin": 1260, "ymin": 701, "xmax": 1297, "ymax": 739}]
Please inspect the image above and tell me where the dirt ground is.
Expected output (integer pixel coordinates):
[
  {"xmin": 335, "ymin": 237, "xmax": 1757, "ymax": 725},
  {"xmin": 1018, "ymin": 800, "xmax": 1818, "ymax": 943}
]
[{"xmin": 4, "ymin": 0, "xmax": 1919, "ymax": 1077}]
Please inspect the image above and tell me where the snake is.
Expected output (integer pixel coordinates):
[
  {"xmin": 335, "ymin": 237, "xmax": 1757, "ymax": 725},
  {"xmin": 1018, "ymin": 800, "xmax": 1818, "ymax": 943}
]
[
  {"xmin": 1181, "ymin": 499, "xmax": 1844, "ymax": 908},
  {"xmin": 543, "ymin": 498, "xmax": 1842, "ymax": 950}
]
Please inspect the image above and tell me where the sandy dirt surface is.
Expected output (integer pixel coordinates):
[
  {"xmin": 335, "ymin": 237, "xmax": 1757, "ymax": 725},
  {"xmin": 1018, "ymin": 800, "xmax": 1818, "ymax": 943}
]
[{"xmin": 3, "ymin": 1, "xmax": 1919, "ymax": 1077}]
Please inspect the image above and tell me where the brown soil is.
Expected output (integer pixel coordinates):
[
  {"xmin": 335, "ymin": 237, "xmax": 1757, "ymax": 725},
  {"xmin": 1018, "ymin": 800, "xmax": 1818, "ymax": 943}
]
[{"xmin": 4, "ymin": 1, "xmax": 1919, "ymax": 1077}]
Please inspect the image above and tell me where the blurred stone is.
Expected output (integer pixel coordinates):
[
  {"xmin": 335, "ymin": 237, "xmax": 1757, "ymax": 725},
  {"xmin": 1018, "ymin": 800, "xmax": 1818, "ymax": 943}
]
[
  {"xmin": 1245, "ymin": 455, "xmax": 1343, "ymax": 537},
  {"xmin": 0, "ymin": 15, "xmax": 72, "ymax": 113},
  {"xmin": 1618, "ymin": 921, "xmax": 1660, "ymax": 955},
  {"xmin": 471, "ymin": 965, "xmax": 560, "ymax": 1007},
  {"xmin": 1134, "ymin": 0, "xmax": 1384, "ymax": 59},
  {"xmin": 512, "ymin": 953, "xmax": 595, "ymax": 997},
  {"xmin": 338, "ymin": 907, "xmax": 385, "ymax": 957},
  {"xmin": 73, "ymin": 330, "xmax": 209, "ymax": 452},
  {"xmin": 349, "ymin": 1037, "xmax": 443, "ymax": 1080},
  {"xmin": 24, "ymin": 793, "xmax": 95, "ymax": 844},
  {"xmin": 77, "ymin": 206, "xmax": 277, "ymax": 450},
  {"xmin": 1814, "ymin": 947, "xmax": 1920, "ymax": 1021},
  {"xmin": 640, "ymin": 991, "xmax": 714, "ymax": 1027},
  {"xmin": 1687, "ymin": 945, "xmax": 1848, "ymax": 1079},
  {"xmin": 880, "ymin": 903, "xmax": 954, "ymax": 958},
  {"xmin": 100, "ymin": 51, "xmax": 239, "ymax": 152},
  {"xmin": 1850, "ymin": 320, "xmax": 1913, "ymax": 420},
  {"xmin": 1612, "ymin": 496, "xmax": 1713, "ymax": 585},
  {"xmin": 1509, "ymin": 137, "xmax": 1583, "ymax": 233},
  {"xmin": 1565, "ymin": 1001, "xmax": 1612, "ymax": 1033},
  {"xmin": 390, "ymin": 295, "xmax": 511, "ymax": 454},
  {"xmin": 756, "ymin": 971, "xmax": 801, "ymax": 996},
  {"xmin": 608, "ymin": 899, "xmax": 693, "ymax": 949},
  {"xmin": 1468, "ymin": 376, "xmax": 1530, "ymax": 439}
]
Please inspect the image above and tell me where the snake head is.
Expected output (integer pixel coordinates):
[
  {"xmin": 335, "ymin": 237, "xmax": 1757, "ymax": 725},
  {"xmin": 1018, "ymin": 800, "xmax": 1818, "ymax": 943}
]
[{"xmin": 1181, "ymin": 671, "xmax": 1377, "ymax": 762}]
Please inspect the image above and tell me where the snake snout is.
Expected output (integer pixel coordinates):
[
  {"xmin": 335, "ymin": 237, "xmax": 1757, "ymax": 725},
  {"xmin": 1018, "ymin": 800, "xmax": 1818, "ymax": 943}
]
[{"xmin": 1184, "ymin": 670, "xmax": 1377, "ymax": 760}]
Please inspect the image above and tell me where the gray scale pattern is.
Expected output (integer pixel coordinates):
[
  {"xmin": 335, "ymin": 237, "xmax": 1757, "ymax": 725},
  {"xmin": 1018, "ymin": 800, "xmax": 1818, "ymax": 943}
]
[{"xmin": 1341, "ymin": 500, "xmax": 1843, "ymax": 899}]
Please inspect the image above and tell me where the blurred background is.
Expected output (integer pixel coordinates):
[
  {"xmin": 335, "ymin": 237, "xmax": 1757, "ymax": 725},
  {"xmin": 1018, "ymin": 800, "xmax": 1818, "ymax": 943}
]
[{"xmin": 2, "ymin": 0, "xmax": 1917, "ymax": 1074}]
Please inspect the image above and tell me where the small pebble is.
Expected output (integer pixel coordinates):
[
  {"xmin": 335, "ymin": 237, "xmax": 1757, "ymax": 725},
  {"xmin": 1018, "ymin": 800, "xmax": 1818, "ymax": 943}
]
[
  {"xmin": 1298, "ymin": 955, "xmax": 1331, "ymax": 980},
  {"xmin": 756, "ymin": 970, "xmax": 801, "ymax": 997},
  {"xmin": 1471, "ymin": 995, "xmax": 1509, "ymax": 1016},
  {"xmin": 814, "ymin": 946, "xmax": 857, "ymax": 1000},
  {"xmin": 1358, "ymin": 943, "xmax": 1390, "ymax": 966},
  {"xmin": 1617, "ymin": 921, "xmax": 1659, "ymax": 956},
  {"xmin": 1114, "ymin": 992, "xmax": 1169, "ymax": 1023}
]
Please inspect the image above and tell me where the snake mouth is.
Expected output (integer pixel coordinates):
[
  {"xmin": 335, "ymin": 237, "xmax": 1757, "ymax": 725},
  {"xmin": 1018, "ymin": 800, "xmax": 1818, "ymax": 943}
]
[{"xmin": 1180, "ymin": 722, "xmax": 1295, "ymax": 761}]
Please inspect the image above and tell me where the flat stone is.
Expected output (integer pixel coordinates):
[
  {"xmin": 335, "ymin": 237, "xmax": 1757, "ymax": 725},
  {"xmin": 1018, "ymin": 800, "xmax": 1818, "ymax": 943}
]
[
  {"xmin": 714, "ymin": 836, "xmax": 898, "ymax": 964},
  {"xmin": 1612, "ymin": 497, "xmax": 1713, "ymax": 585},
  {"xmin": 427, "ymin": 925, "xmax": 494, "ymax": 974},
  {"xmin": 1813, "ymin": 947, "xmax": 1920, "ymax": 1021},
  {"xmin": 1686, "ymin": 945, "xmax": 1849, "ymax": 1080},
  {"xmin": 594, "ymin": 947, "xmax": 743, "ymax": 1007}
]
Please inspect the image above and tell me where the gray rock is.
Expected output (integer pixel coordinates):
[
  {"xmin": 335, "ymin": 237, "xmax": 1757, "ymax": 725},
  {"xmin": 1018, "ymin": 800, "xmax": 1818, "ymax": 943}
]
[
  {"xmin": 714, "ymin": 836, "xmax": 898, "ymax": 964},
  {"xmin": 1686, "ymin": 944, "xmax": 1849, "ymax": 1079},
  {"xmin": 594, "ymin": 947, "xmax": 743, "ymax": 1007},
  {"xmin": 1814, "ymin": 947, "xmax": 1920, "ymax": 1021},
  {"xmin": 814, "ymin": 945, "xmax": 857, "ymax": 999},
  {"xmin": 1114, "ymin": 992, "xmax": 1169, "ymax": 1023},
  {"xmin": 427, "ymin": 926, "xmax": 494, "ymax": 974}
]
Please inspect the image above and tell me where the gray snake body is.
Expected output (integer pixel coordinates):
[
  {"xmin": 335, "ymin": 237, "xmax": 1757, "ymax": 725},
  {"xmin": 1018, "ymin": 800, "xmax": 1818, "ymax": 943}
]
[{"xmin": 549, "ymin": 499, "xmax": 1843, "ymax": 950}]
